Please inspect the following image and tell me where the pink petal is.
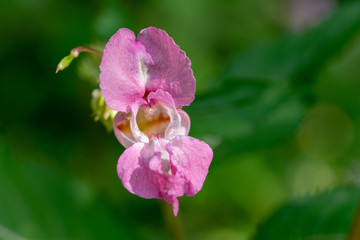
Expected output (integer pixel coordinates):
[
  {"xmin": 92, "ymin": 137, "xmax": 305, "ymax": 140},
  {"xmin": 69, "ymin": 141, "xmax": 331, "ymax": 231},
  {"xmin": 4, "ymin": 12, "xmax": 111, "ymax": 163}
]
[
  {"xmin": 100, "ymin": 28, "xmax": 150, "ymax": 112},
  {"xmin": 113, "ymin": 112, "xmax": 136, "ymax": 149},
  {"xmin": 147, "ymin": 89, "xmax": 176, "ymax": 108},
  {"xmin": 138, "ymin": 27, "xmax": 195, "ymax": 107},
  {"xmin": 165, "ymin": 175, "xmax": 186, "ymax": 197},
  {"xmin": 164, "ymin": 196, "xmax": 179, "ymax": 217},
  {"xmin": 148, "ymin": 141, "xmax": 169, "ymax": 174},
  {"xmin": 117, "ymin": 142, "xmax": 161, "ymax": 199},
  {"xmin": 147, "ymin": 90, "xmax": 181, "ymax": 139},
  {"xmin": 172, "ymin": 198, "xmax": 179, "ymax": 216},
  {"xmin": 129, "ymin": 99, "xmax": 149, "ymax": 143},
  {"xmin": 162, "ymin": 176, "xmax": 185, "ymax": 217},
  {"xmin": 177, "ymin": 108, "xmax": 191, "ymax": 136},
  {"xmin": 170, "ymin": 136, "xmax": 213, "ymax": 196}
]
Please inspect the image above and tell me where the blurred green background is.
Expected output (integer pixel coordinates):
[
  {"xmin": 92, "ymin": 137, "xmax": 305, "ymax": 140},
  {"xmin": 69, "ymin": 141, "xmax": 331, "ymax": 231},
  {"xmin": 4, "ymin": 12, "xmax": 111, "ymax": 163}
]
[{"xmin": 1, "ymin": 0, "xmax": 360, "ymax": 239}]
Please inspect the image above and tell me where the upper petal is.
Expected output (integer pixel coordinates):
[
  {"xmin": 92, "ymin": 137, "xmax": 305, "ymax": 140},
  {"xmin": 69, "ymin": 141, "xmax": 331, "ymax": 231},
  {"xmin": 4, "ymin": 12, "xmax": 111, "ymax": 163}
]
[
  {"xmin": 170, "ymin": 136, "xmax": 213, "ymax": 196},
  {"xmin": 100, "ymin": 28, "xmax": 150, "ymax": 112},
  {"xmin": 117, "ymin": 142, "xmax": 161, "ymax": 199},
  {"xmin": 138, "ymin": 27, "xmax": 196, "ymax": 107}
]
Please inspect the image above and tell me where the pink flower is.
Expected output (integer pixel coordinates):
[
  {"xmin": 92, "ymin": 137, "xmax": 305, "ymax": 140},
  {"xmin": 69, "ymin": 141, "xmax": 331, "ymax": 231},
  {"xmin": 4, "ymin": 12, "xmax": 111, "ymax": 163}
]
[{"xmin": 99, "ymin": 27, "xmax": 213, "ymax": 216}]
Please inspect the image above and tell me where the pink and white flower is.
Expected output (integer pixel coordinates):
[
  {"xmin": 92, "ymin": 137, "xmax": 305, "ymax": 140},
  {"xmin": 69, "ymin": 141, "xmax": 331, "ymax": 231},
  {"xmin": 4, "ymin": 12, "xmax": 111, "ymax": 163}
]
[{"xmin": 99, "ymin": 27, "xmax": 213, "ymax": 216}]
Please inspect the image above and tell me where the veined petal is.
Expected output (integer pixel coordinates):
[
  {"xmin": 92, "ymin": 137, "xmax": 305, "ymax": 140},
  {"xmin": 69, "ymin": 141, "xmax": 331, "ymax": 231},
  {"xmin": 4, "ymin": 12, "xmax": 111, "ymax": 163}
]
[
  {"xmin": 117, "ymin": 142, "xmax": 161, "ymax": 199},
  {"xmin": 138, "ymin": 27, "xmax": 195, "ymax": 107},
  {"xmin": 100, "ymin": 28, "xmax": 150, "ymax": 112},
  {"xmin": 170, "ymin": 136, "xmax": 213, "ymax": 196}
]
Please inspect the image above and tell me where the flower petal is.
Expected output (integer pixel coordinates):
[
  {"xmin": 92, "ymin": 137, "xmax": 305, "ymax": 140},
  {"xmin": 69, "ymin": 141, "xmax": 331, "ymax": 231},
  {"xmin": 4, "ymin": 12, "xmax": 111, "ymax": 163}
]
[
  {"xmin": 129, "ymin": 99, "xmax": 149, "ymax": 143},
  {"xmin": 171, "ymin": 198, "xmax": 179, "ymax": 217},
  {"xmin": 138, "ymin": 27, "xmax": 195, "ymax": 107},
  {"xmin": 170, "ymin": 136, "xmax": 213, "ymax": 196},
  {"xmin": 100, "ymin": 28, "xmax": 150, "ymax": 112},
  {"xmin": 162, "ymin": 174, "xmax": 185, "ymax": 217},
  {"xmin": 113, "ymin": 112, "xmax": 136, "ymax": 148},
  {"xmin": 177, "ymin": 108, "xmax": 191, "ymax": 136},
  {"xmin": 165, "ymin": 195, "xmax": 179, "ymax": 217},
  {"xmin": 117, "ymin": 142, "xmax": 161, "ymax": 199},
  {"xmin": 147, "ymin": 90, "xmax": 181, "ymax": 139}
]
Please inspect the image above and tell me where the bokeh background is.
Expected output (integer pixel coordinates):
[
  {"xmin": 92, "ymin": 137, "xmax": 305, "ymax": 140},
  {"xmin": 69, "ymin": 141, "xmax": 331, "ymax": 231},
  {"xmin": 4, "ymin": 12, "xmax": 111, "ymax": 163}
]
[{"xmin": 1, "ymin": 0, "xmax": 360, "ymax": 239}]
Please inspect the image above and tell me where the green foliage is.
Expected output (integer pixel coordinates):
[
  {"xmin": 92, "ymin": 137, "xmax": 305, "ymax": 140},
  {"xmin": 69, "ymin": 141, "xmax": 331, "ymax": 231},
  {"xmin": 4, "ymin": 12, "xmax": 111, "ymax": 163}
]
[
  {"xmin": 0, "ymin": 138, "xmax": 138, "ymax": 240},
  {"xmin": 188, "ymin": 1, "xmax": 360, "ymax": 153},
  {"xmin": 253, "ymin": 186, "xmax": 360, "ymax": 240},
  {"xmin": 223, "ymin": 2, "xmax": 360, "ymax": 83}
]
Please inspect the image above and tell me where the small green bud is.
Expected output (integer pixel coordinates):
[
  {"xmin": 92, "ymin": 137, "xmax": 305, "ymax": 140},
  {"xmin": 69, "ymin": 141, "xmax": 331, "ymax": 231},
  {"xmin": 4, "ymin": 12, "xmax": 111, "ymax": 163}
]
[
  {"xmin": 90, "ymin": 89, "xmax": 117, "ymax": 132},
  {"xmin": 56, "ymin": 55, "xmax": 75, "ymax": 73}
]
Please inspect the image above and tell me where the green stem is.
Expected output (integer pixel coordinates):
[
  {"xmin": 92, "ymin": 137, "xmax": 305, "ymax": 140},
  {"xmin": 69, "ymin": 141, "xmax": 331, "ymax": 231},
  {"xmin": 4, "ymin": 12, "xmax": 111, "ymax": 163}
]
[
  {"xmin": 348, "ymin": 201, "xmax": 360, "ymax": 240},
  {"xmin": 159, "ymin": 200, "xmax": 187, "ymax": 240},
  {"xmin": 70, "ymin": 46, "xmax": 103, "ymax": 58}
]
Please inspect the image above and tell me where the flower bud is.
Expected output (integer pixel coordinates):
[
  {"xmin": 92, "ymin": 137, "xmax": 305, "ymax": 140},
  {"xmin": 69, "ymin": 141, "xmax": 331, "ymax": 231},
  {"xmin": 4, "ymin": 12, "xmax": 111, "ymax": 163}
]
[
  {"xmin": 90, "ymin": 89, "xmax": 117, "ymax": 131},
  {"xmin": 56, "ymin": 55, "xmax": 75, "ymax": 73}
]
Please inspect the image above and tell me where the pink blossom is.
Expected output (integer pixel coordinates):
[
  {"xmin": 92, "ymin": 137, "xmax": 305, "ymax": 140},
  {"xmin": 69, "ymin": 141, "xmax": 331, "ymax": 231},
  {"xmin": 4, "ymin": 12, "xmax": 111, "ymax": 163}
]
[
  {"xmin": 100, "ymin": 27, "xmax": 196, "ymax": 112},
  {"xmin": 99, "ymin": 27, "xmax": 213, "ymax": 216}
]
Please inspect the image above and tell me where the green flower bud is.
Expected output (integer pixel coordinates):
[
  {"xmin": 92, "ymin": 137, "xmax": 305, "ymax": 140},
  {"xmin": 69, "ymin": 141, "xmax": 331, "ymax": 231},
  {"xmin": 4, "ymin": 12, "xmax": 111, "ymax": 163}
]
[
  {"xmin": 56, "ymin": 55, "xmax": 74, "ymax": 73},
  {"xmin": 91, "ymin": 89, "xmax": 117, "ymax": 132}
]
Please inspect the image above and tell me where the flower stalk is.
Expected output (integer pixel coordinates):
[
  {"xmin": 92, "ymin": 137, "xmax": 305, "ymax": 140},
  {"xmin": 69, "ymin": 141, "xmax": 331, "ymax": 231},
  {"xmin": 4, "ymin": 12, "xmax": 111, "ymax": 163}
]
[
  {"xmin": 56, "ymin": 46, "xmax": 102, "ymax": 73},
  {"xmin": 348, "ymin": 201, "xmax": 360, "ymax": 240},
  {"xmin": 159, "ymin": 200, "xmax": 186, "ymax": 240}
]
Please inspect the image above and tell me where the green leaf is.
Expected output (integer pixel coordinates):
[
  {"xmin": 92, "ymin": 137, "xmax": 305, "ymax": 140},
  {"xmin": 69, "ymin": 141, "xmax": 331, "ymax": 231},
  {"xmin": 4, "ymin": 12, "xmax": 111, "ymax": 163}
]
[
  {"xmin": 252, "ymin": 186, "xmax": 360, "ymax": 240},
  {"xmin": 0, "ymin": 224, "xmax": 27, "ymax": 240},
  {"xmin": 223, "ymin": 1, "xmax": 360, "ymax": 83},
  {"xmin": 189, "ymin": 82, "xmax": 305, "ymax": 152},
  {"xmin": 0, "ymin": 137, "xmax": 139, "ymax": 240},
  {"xmin": 188, "ymin": 1, "xmax": 360, "ymax": 151}
]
